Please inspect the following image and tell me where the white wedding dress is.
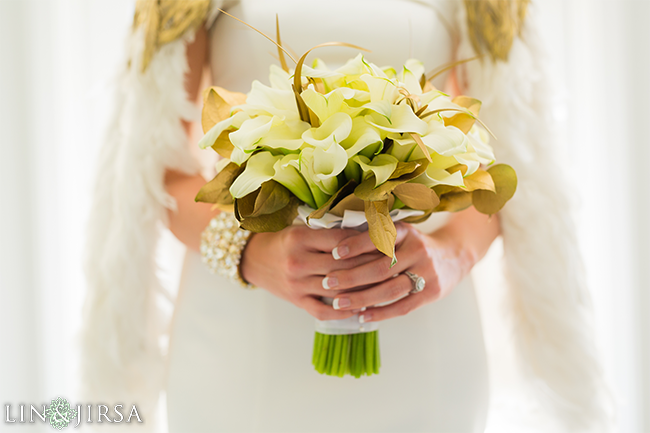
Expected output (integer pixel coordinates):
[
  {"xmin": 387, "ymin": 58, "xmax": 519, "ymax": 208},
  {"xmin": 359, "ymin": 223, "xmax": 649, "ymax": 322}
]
[{"xmin": 165, "ymin": 1, "xmax": 489, "ymax": 431}]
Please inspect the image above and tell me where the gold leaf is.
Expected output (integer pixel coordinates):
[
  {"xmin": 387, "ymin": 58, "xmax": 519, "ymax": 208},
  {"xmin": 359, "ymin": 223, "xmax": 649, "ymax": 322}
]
[
  {"xmin": 434, "ymin": 191, "xmax": 473, "ymax": 212},
  {"xmin": 329, "ymin": 194, "xmax": 365, "ymax": 217},
  {"xmin": 473, "ymin": 164, "xmax": 517, "ymax": 215},
  {"xmin": 443, "ymin": 96, "xmax": 482, "ymax": 134},
  {"xmin": 402, "ymin": 210, "xmax": 433, "ymax": 224},
  {"xmin": 389, "ymin": 160, "xmax": 421, "ymax": 180},
  {"xmin": 275, "ymin": 14, "xmax": 289, "ymax": 73},
  {"xmin": 393, "ymin": 183, "xmax": 440, "ymax": 210},
  {"xmin": 408, "ymin": 133, "xmax": 433, "ymax": 163},
  {"xmin": 419, "ymin": 73, "xmax": 427, "ymax": 91},
  {"xmin": 210, "ymin": 130, "xmax": 234, "ymax": 159},
  {"xmin": 201, "ymin": 86, "xmax": 247, "ymax": 133},
  {"xmin": 249, "ymin": 181, "xmax": 291, "ymax": 218},
  {"xmin": 432, "ymin": 184, "xmax": 463, "ymax": 197},
  {"xmin": 292, "ymin": 84, "xmax": 311, "ymax": 124},
  {"xmin": 308, "ymin": 179, "xmax": 357, "ymax": 222},
  {"xmin": 354, "ymin": 159, "xmax": 429, "ymax": 202},
  {"xmin": 446, "ymin": 164, "xmax": 468, "ymax": 176},
  {"xmin": 236, "ymin": 196, "xmax": 300, "ymax": 233},
  {"xmin": 365, "ymin": 199, "xmax": 397, "ymax": 261},
  {"xmin": 463, "ymin": 169, "xmax": 495, "ymax": 192},
  {"xmin": 195, "ymin": 162, "xmax": 244, "ymax": 204}
]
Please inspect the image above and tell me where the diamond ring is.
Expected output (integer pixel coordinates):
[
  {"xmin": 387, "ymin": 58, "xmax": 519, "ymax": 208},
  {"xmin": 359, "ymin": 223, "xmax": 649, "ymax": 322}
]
[{"xmin": 405, "ymin": 271, "xmax": 426, "ymax": 294}]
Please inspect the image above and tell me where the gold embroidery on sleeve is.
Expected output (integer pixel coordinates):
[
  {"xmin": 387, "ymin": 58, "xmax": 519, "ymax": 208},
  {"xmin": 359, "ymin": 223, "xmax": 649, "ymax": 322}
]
[
  {"xmin": 134, "ymin": 0, "xmax": 211, "ymax": 72},
  {"xmin": 464, "ymin": 0, "xmax": 530, "ymax": 62}
]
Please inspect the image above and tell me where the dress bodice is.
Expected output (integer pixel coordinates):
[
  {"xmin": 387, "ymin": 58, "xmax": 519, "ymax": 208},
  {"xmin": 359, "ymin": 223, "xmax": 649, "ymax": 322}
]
[{"xmin": 209, "ymin": 0, "xmax": 459, "ymax": 92}]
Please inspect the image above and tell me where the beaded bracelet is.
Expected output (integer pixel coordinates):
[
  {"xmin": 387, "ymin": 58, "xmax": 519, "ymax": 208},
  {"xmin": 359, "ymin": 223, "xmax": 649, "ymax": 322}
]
[{"xmin": 199, "ymin": 212, "xmax": 255, "ymax": 289}]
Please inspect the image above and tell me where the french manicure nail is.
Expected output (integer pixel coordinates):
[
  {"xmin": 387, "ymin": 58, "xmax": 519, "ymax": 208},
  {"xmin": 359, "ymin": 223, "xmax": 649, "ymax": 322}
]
[
  {"xmin": 333, "ymin": 297, "xmax": 350, "ymax": 310},
  {"xmin": 332, "ymin": 245, "xmax": 349, "ymax": 260},
  {"xmin": 360, "ymin": 307, "xmax": 366, "ymax": 312},
  {"xmin": 322, "ymin": 276, "xmax": 338, "ymax": 289},
  {"xmin": 359, "ymin": 312, "xmax": 371, "ymax": 323}
]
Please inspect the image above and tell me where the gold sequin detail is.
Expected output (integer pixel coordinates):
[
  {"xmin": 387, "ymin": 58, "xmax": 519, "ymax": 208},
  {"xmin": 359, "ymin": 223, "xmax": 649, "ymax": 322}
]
[
  {"xmin": 464, "ymin": 0, "xmax": 531, "ymax": 62},
  {"xmin": 133, "ymin": 0, "xmax": 211, "ymax": 72}
]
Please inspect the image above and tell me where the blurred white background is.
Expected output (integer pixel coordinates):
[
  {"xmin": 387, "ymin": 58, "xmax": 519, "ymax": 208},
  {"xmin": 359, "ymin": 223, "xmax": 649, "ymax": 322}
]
[{"xmin": 0, "ymin": 1, "xmax": 649, "ymax": 432}]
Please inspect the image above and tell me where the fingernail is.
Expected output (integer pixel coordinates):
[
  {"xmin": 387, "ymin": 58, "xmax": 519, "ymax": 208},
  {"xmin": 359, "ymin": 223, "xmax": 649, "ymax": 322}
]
[
  {"xmin": 351, "ymin": 309, "xmax": 362, "ymax": 314},
  {"xmin": 360, "ymin": 307, "xmax": 366, "ymax": 312},
  {"xmin": 332, "ymin": 245, "xmax": 349, "ymax": 260},
  {"xmin": 322, "ymin": 276, "xmax": 338, "ymax": 289},
  {"xmin": 333, "ymin": 297, "xmax": 351, "ymax": 310},
  {"xmin": 359, "ymin": 312, "xmax": 372, "ymax": 323}
]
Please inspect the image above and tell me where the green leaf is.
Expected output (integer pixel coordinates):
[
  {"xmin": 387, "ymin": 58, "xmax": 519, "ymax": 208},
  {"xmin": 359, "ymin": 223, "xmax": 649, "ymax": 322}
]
[
  {"xmin": 195, "ymin": 162, "xmax": 245, "ymax": 205},
  {"xmin": 472, "ymin": 164, "xmax": 517, "ymax": 215},
  {"xmin": 365, "ymin": 199, "xmax": 397, "ymax": 262}
]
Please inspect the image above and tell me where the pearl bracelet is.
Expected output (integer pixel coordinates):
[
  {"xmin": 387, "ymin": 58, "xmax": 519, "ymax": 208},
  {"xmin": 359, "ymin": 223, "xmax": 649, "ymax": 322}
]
[{"xmin": 199, "ymin": 212, "xmax": 255, "ymax": 289}]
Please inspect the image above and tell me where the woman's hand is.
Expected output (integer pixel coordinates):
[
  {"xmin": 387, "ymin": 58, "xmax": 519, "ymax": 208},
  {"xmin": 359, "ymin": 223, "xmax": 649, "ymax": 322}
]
[
  {"xmin": 240, "ymin": 225, "xmax": 386, "ymax": 321},
  {"xmin": 324, "ymin": 208, "xmax": 500, "ymax": 322}
]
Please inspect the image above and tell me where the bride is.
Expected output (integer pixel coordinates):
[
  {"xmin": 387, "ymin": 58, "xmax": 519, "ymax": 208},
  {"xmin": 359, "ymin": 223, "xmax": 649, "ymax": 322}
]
[{"xmin": 81, "ymin": 0, "xmax": 613, "ymax": 431}]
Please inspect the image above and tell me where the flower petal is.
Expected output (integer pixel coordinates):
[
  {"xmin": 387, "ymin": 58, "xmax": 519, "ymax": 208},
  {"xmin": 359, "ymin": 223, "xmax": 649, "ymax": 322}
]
[
  {"xmin": 273, "ymin": 154, "xmax": 316, "ymax": 208},
  {"xmin": 229, "ymin": 151, "xmax": 281, "ymax": 198},
  {"xmin": 198, "ymin": 111, "xmax": 249, "ymax": 149},
  {"xmin": 269, "ymin": 64, "xmax": 292, "ymax": 91},
  {"xmin": 229, "ymin": 115, "xmax": 276, "ymax": 152},
  {"xmin": 258, "ymin": 119, "xmax": 310, "ymax": 151},
  {"xmin": 365, "ymin": 103, "xmax": 428, "ymax": 135},
  {"xmin": 244, "ymin": 80, "xmax": 298, "ymax": 118},
  {"xmin": 353, "ymin": 154, "xmax": 399, "ymax": 187},
  {"xmin": 302, "ymin": 112, "xmax": 353, "ymax": 148},
  {"xmin": 420, "ymin": 119, "xmax": 468, "ymax": 156},
  {"xmin": 340, "ymin": 117, "xmax": 384, "ymax": 158}
]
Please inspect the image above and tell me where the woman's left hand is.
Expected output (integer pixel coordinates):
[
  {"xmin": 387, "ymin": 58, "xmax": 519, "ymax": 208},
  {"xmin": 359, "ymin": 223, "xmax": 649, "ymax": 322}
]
[{"xmin": 323, "ymin": 222, "xmax": 478, "ymax": 323}]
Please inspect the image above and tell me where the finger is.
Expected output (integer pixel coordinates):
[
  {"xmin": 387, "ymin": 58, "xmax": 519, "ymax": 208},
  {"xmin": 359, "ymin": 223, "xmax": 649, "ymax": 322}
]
[
  {"xmin": 359, "ymin": 291, "xmax": 424, "ymax": 323},
  {"xmin": 331, "ymin": 223, "xmax": 410, "ymax": 260},
  {"xmin": 289, "ymin": 226, "xmax": 359, "ymax": 253},
  {"xmin": 298, "ymin": 277, "xmax": 376, "ymax": 297},
  {"xmin": 331, "ymin": 274, "xmax": 411, "ymax": 311},
  {"xmin": 287, "ymin": 251, "xmax": 386, "ymax": 277},
  {"xmin": 301, "ymin": 296, "xmax": 357, "ymax": 321},
  {"xmin": 324, "ymin": 240, "xmax": 420, "ymax": 290}
]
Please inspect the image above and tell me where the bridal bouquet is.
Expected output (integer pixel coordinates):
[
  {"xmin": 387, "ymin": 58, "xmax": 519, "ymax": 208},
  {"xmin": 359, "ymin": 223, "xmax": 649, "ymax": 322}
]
[{"xmin": 196, "ymin": 24, "xmax": 516, "ymax": 378}]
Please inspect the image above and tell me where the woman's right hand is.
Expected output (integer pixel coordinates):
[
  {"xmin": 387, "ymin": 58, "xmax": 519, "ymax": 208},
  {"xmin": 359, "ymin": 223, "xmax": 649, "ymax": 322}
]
[{"xmin": 240, "ymin": 226, "xmax": 384, "ymax": 321}]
